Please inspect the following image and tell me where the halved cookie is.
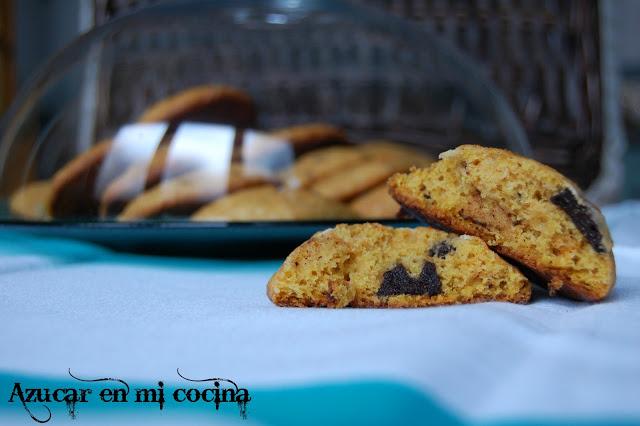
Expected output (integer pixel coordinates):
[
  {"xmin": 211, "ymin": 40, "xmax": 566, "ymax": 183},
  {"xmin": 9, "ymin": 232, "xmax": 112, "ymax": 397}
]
[
  {"xmin": 388, "ymin": 144, "xmax": 615, "ymax": 301},
  {"xmin": 192, "ymin": 185, "xmax": 358, "ymax": 221},
  {"xmin": 118, "ymin": 165, "xmax": 273, "ymax": 220},
  {"xmin": 267, "ymin": 223, "xmax": 531, "ymax": 308}
]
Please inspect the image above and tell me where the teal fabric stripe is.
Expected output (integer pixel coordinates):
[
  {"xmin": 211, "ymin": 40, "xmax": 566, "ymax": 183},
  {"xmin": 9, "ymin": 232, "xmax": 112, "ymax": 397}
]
[
  {"xmin": 0, "ymin": 230, "xmax": 281, "ymax": 273},
  {"xmin": 1, "ymin": 372, "xmax": 638, "ymax": 426},
  {"xmin": 481, "ymin": 421, "xmax": 640, "ymax": 426},
  {"xmin": 0, "ymin": 230, "xmax": 108, "ymax": 261}
]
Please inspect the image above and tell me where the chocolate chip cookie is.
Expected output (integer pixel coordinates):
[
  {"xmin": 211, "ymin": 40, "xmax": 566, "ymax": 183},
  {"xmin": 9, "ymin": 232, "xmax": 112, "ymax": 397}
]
[
  {"xmin": 267, "ymin": 223, "xmax": 531, "ymax": 308},
  {"xmin": 389, "ymin": 144, "xmax": 615, "ymax": 301}
]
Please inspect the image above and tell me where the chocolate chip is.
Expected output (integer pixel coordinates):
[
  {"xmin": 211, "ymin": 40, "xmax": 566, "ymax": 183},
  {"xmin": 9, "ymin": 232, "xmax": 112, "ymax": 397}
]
[
  {"xmin": 428, "ymin": 241, "xmax": 456, "ymax": 259},
  {"xmin": 377, "ymin": 262, "xmax": 442, "ymax": 297},
  {"xmin": 550, "ymin": 188, "xmax": 605, "ymax": 253}
]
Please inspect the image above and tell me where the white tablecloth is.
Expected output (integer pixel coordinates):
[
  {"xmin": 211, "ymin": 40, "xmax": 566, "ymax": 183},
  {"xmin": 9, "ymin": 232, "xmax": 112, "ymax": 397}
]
[{"xmin": 1, "ymin": 202, "xmax": 639, "ymax": 425}]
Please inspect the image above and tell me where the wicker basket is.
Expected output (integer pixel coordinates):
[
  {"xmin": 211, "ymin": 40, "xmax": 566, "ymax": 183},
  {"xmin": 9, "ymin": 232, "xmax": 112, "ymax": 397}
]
[{"xmin": 95, "ymin": 0, "xmax": 617, "ymax": 193}]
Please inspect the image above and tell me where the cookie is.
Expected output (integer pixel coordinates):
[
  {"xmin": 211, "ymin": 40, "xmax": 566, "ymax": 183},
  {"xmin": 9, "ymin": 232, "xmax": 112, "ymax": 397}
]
[
  {"xmin": 282, "ymin": 146, "xmax": 366, "ymax": 189},
  {"xmin": 267, "ymin": 223, "xmax": 531, "ymax": 308},
  {"xmin": 388, "ymin": 144, "xmax": 615, "ymax": 301},
  {"xmin": 9, "ymin": 180, "xmax": 52, "ymax": 220},
  {"xmin": 118, "ymin": 165, "xmax": 273, "ymax": 220},
  {"xmin": 269, "ymin": 123, "xmax": 348, "ymax": 155},
  {"xmin": 364, "ymin": 142, "xmax": 432, "ymax": 221},
  {"xmin": 99, "ymin": 145, "xmax": 201, "ymax": 217},
  {"xmin": 349, "ymin": 184, "xmax": 400, "ymax": 219},
  {"xmin": 192, "ymin": 185, "xmax": 358, "ymax": 221},
  {"xmin": 48, "ymin": 140, "xmax": 114, "ymax": 218},
  {"xmin": 48, "ymin": 85, "xmax": 255, "ymax": 218},
  {"xmin": 138, "ymin": 85, "xmax": 256, "ymax": 128},
  {"xmin": 99, "ymin": 146, "xmax": 169, "ymax": 217},
  {"xmin": 310, "ymin": 160, "xmax": 394, "ymax": 202},
  {"xmin": 358, "ymin": 140, "xmax": 434, "ymax": 170}
]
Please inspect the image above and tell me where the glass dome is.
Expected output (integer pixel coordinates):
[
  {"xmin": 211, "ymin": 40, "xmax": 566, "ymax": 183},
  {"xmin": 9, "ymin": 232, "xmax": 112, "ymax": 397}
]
[{"xmin": 0, "ymin": 0, "xmax": 530, "ymax": 224}]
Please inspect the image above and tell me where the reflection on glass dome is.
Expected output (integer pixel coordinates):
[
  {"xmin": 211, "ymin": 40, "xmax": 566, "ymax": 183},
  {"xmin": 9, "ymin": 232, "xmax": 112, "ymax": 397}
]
[{"xmin": 95, "ymin": 122, "xmax": 168, "ymax": 198}]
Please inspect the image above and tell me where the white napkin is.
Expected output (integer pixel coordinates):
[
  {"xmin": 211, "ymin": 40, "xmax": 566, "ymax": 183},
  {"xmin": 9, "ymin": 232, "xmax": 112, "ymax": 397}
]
[{"xmin": 1, "ymin": 202, "xmax": 639, "ymax": 422}]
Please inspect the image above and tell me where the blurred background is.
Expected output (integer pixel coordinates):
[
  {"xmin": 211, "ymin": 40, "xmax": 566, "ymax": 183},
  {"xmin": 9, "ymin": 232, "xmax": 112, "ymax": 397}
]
[{"xmin": 1, "ymin": 0, "xmax": 639, "ymax": 202}]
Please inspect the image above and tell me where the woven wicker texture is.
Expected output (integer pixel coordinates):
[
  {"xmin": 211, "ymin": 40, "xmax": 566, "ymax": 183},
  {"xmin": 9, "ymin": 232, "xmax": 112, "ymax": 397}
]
[
  {"xmin": 95, "ymin": 0, "xmax": 603, "ymax": 189},
  {"xmin": 365, "ymin": 0, "xmax": 603, "ymax": 189}
]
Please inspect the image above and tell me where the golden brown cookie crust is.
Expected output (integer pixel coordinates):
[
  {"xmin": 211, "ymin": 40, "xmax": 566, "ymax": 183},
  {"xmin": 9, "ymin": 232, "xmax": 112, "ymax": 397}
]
[
  {"xmin": 310, "ymin": 160, "xmax": 395, "ymax": 202},
  {"xmin": 98, "ymin": 146, "xmax": 167, "ymax": 217},
  {"xmin": 99, "ymin": 145, "xmax": 202, "ymax": 217},
  {"xmin": 349, "ymin": 184, "xmax": 399, "ymax": 219},
  {"xmin": 137, "ymin": 85, "xmax": 256, "ymax": 127},
  {"xmin": 358, "ymin": 141, "xmax": 434, "ymax": 171},
  {"xmin": 269, "ymin": 123, "xmax": 348, "ymax": 154},
  {"xmin": 48, "ymin": 140, "xmax": 113, "ymax": 218},
  {"xmin": 389, "ymin": 144, "xmax": 615, "ymax": 302},
  {"xmin": 192, "ymin": 185, "xmax": 358, "ymax": 221},
  {"xmin": 281, "ymin": 146, "xmax": 366, "ymax": 189}
]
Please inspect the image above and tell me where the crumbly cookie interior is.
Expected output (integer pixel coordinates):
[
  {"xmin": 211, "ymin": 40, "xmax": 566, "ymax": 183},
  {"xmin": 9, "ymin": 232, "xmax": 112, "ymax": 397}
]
[{"xmin": 267, "ymin": 232, "xmax": 355, "ymax": 307}]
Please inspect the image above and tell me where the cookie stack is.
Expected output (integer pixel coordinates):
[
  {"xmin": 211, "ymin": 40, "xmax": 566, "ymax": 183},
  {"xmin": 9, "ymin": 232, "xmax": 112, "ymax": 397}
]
[
  {"xmin": 9, "ymin": 85, "xmax": 433, "ymax": 222},
  {"xmin": 268, "ymin": 145, "xmax": 616, "ymax": 308}
]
